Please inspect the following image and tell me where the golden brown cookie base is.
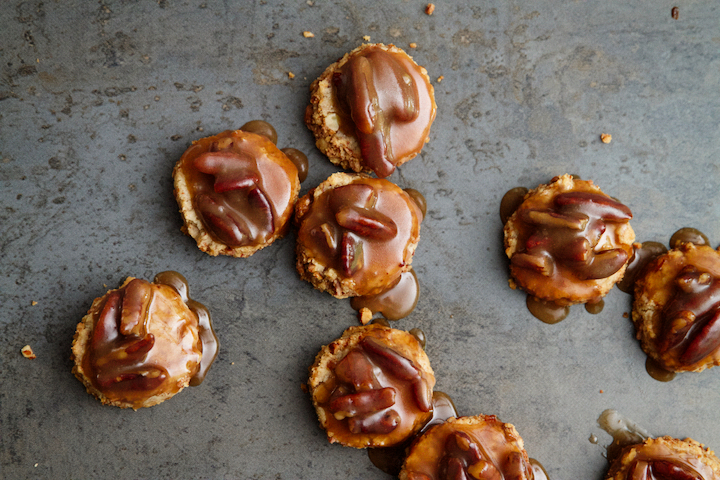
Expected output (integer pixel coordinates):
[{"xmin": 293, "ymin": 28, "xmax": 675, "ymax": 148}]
[
  {"xmin": 632, "ymin": 243, "xmax": 720, "ymax": 372},
  {"xmin": 504, "ymin": 174, "xmax": 635, "ymax": 305},
  {"xmin": 605, "ymin": 436, "xmax": 720, "ymax": 480},
  {"xmin": 308, "ymin": 324, "xmax": 435, "ymax": 448}
]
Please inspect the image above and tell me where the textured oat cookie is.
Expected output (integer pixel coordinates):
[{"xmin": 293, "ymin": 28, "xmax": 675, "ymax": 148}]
[
  {"xmin": 504, "ymin": 174, "xmax": 635, "ymax": 305},
  {"xmin": 173, "ymin": 128, "xmax": 300, "ymax": 257},
  {"xmin": 305, "ymin": 43, "xmax": 436, "ymax": 178},
  {"xmin": 72, "ymin": 273, "xmax": 216, "ymax": 409},
  {"xmin": 605, "ymin": 436, "xmax": 720, "ymax": 480},
  {"xmin": 295, "ymin": 172, "xmax": 422, "ymax": 298},
  {"xmin": 308, "ymin": 324, "xmax": 435, "ymax": 448},
  {"xmin": 632, "ymin": 243, "xmax": 720, "ymax": 372},
  {"xmin": 399, "ymin": 415, "xmax": 532, "ymax": 480}
]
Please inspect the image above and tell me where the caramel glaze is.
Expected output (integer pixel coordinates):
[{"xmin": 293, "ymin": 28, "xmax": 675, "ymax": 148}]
[
  {"xmin": 81, "ymin": 271, "xmax": 217, "ymax": 408},
  {"xmin": 333, "ymin": 45, "xmax": 436, "ymax": 178},
  {"xmin": 176, "ymin": 126, "xmax": 299, "ymax": 247},
  {"xmin": 351, "ymin": 269, "xmax": 420, "ymax": 321},
  {"xmin": 400, "ymin": 415, "xmax": 534, "ymax": 480},
  {"xmin": 297, "ymin": 176, "xmax": 423, "ymax": 298},
  {"xmin": 619, "ymin": 442, "xmax": 716, "ymax": 480}
]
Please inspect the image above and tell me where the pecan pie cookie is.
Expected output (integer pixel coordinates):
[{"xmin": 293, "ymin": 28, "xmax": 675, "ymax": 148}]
[
  {"xmin": 295, "ymin": 172, "xmax": 423, "ymax": 299},
  {"xmin": 305, "ymin": 43, "xmax": 436, "ymax": 178},
  {"xmin": 308, "ymin": 324, "xmax": 435, "ymax": 448},
  {"xmin": 173, "ymin": 121, "xmax": 304, "ymax": 257},
  {"xmin": 71, "ymin": 271, "xmax": 218, "ymax": 409},
  {"xmin": 504, "ymin": 174, "xmax": 635, "ymax": 306},
  {"xmin": 632, "ymin": 242, "xmax": 720, "ymax": 372}
]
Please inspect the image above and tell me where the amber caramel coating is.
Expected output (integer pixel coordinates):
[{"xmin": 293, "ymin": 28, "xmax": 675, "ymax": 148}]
[
  {"xmin": 305, "ymin": 43, "xmax": 436, "ymax": 178},
  {"xmin": 632, "ymin": 243, "xmax": 720, "ymax": 372},
  {"xmin": 399, "ymin": 415, "xmax": 532, "ymax": 480},
  {"xmin": 295, "ymin": 172, "xmax": 422, "ymax": 298},
  {"xmin": 605, "ymin": 436, "xmax": 720, "ymax": 480},
  {"xmin": 71, "ymin": 277, "xmax": 204, "ymax": 409},
  {"xmin": 504, "ymin": 174, "xmax": 635, "ymax": 306},
  {"xmin": 173, "ymin": 129, "xmax": 300, "ymax": 257},
  {"xmin": 308, "ymin": 324, "xmax": 435, "ymax": 448}
]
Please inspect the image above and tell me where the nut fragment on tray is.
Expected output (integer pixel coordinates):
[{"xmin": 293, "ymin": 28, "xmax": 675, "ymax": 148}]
[
  {"xmin": 295, "ymin": 173, "xmax": 424, "ymax": 309},
  {"xmin": 502, "ymin": 174, "xmax": 635, "ymax": 322},
  {"xmin": 632, "ymin": 242, "xmax": 720, "ymax": 373},
  {"xmin": 173, "ymin": 120, "xmax": 307, "ymax": 257},
  {"xmin": 71, "ymin": 271, "xmax": 218, "ymax": 409},
  {"xmin": 605, "ymin": 436, "xmax": 720, "ymax": 480},
  {"xmin": 308, "ymin": 323, "xmax": 435, "ymax": 448},
  {"xmin": 305, "ymin": 43, "xmax": 436, "ymax": 178},
  {"xmin": 399, "ymin": 415, "xmax": 534, "ymax": 480}
]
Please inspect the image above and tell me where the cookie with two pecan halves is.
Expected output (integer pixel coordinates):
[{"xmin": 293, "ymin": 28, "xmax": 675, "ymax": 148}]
[
  {"xmin": 399, "ymin": 415, "xmax": 533, "ymax": 480},
  {"xmin": 633, "ymin": 242, "xmax": 720, "ymax": 372},
  {"xmin": 295, "ymin": 172, "xmax": 423, "ymax": 298},
  {"xmin": 173, "ymin": 124, "xmax": 301, "ymax": 257},
  {"xmin": 605, "ymin": 436, "xmax": 720, "ymax": 480},
  {"xmin": 308, "ymin": 324, "xmax": 435, "ymax": 448},
  {"xmin": 504, "ymin": 174, "xmax": 635, "ymax": 306},
  {"xmin": 71, "ymin": 272, "xmax": 218, "ymax": 409}
]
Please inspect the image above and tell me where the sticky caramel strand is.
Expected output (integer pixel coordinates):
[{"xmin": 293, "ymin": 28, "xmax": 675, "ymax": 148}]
[
  {"xmin": 660, "ymin": 266, "xmax": 720, "ymax": 365},
  {"xmin": 89, "ymin": 279, "xmax": 168, "ymax": 392},
  {"xmin": 192, "ymin": 142, "xmax": 274, "ymax": 246},
  {"xmin": 512, "ymin": 191, "xmax": 632, "ymax": 280},
  {"xmin": 626, "ymin": 459, "xmax": 703, "ymax": 480},
  {"xmin": 333, "ymin": 47, "xmax": 420, "ymax": 178},
  {"xmin": 327, "ymin": 337, "xmax": 430, "ymax": 435}
]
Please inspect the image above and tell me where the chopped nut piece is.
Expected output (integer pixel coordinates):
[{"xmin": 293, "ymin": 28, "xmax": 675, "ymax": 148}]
[
  {"xmin": 425, "ymin": 3, "xmax": 435, "ymax": 15},
  {"xmin": 409, "ymin": 42, "xmax": 417, "ymax": 48},
  {"xmin": 359, "ymin": 307, "xmax": 373, "ymax": 325},
  {"xmin": 437, "ymin": 75, "xmax": 444, "ymax": 82},
  {"xmin": 31, "ymin": 300, "xmax": 38, "ymax": 306},
  {"xmin": 601, "ymin": 133, "xmax": 612, "ymax": 144},
  {"xmin": 287, "ymin": 71, "xmax": 295, "ymax": 79},
  {"xmin": 303, "ymin": 31, "xmax": 315, "ymax": 38},
  {"xmin": 21, "ymin": 345, "xmax": 36, "ymax": 359},
  {"xmin": 363, "ymin": 35, "xmax": 371, "ymax": 41}
]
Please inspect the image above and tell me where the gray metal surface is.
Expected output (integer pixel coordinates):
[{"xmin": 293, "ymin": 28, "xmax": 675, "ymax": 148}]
[{"xmin": 2, "ymin": 1, "xmax": 719, "ymax": 479}]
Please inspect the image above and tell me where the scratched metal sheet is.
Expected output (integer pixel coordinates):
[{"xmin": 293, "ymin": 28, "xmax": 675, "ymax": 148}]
[{"xmin": 2, "ymin": 1, "xmax": 720, "ymax": 479}]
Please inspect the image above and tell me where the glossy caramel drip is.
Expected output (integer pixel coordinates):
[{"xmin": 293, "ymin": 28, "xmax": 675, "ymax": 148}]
[
  {"xmin": 240, "ymin": 119, "xmax": 277, "ymax": 144},
  {"xmin": 618, "ymin": 242, "xmax": 668, "ymax": 293},
  {"xmin": 526, "ymin": 295, "xmax": 570, "ymax": 324},
  {"xmin": 401, "ymin": 415, "xmax": 533, "ymax": 480},
  {"xmin": 153, "ymin": 271, "xmax": 218, "ymax": 386},
  {"xmin": 297, "ymin": 176, "xmax": 422, "ymax": 296},
  {"xmin": 530, "ymin": 459, "xmax": 550, "ymax": 480},
  {"xmin": 670, "ymin": 227, "xmax": 709, "ymax": 249},
  {"xmin": 500, "ymin": 187, "xmax": 529, "ymax": 225},
  {"xmin": 597, "ymin": 409, "xmax": 651, "ymax": 464},
  {"xmin": 351, "ymin": 268, "xmax": 420, "ymax": 321},
  {"xmin": 645, "ymin": 357, "xmax": 676, "ymax": 383},
  {"xmin": 317, "ymin": 331, "xmax": 433, "ymax": 447},
  {"xmin": 177, "ymin": 129, "xmax": 298, "ymax": 247},
  {"xmin": 280, "ymin": 147, "xmax": 309, "ymax": 183},
  {"xmin": 585, "ymin": 298, "xmax": 605, "ymax": 314},
  {"xmin": 404, "ymin": 188, "xmax": 427, "ymax": 221},
  {"xmin": 81, "ymin": 275, "xmax": 206, "ymax": 408},
  {"xmin": 333, "ymin": 45, "xmax": 435, "ymax": 178}
]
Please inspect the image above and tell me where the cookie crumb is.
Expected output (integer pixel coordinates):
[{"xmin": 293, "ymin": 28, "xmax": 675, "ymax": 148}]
[
  {"xmin": 300, "ymin": 382, "xmax": 308, "ymax": 393},
  {"xmin": 600, "ymin": 133, "xmax": 612, "ymax": 144},
  {"xmin": 31, "ymin": 300, "xmax": 38, "ymax": 306},
  {"xmin": 409, "ymin": 42, "xmax": 418, "ymax": 49},
  {"xmin": 359, "ymin": 307, "xmax": 373, "ymax": 325},
  {"xmin": 425, "ymin": 3, "xmax": 435, "ymax": 15},
  {"xmin": 599, "ymin": 389, "xmax": 604, "ymax": 394},
  {"xmin": 623, "ymin": 312, "xmax": 629, "ymax": 318},
  {"xmin": 437, "ymin": 75, "xmax": 444, "ymax": 83},
  {"xmin": 287, "ymin": 71, "xmax": 295, "ymax": 79},
  {"xmin": 303, "ymin": 31, "xmax": 315, "ymax": 38},
  {"xmin": 21, "ymin": 345, "xmax": 36, "ymax": 359},
  {"xmin": 363, "ymin": 35, "xmax": 371, "ymax": 42},
  {"xmin": 671, "ymin": 6, "xmax": 679, "ymax": 19}
]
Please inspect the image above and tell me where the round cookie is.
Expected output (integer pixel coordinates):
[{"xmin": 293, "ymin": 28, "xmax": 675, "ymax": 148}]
[
  {"xmin": 305, "ymin": 43, "xmax": 436, "ymax": 178},
  {"xmin": 605, "ymin": 436, "xmax": 720, "ymax": 480},
  {"xmin": 504, "ymin": 174, "xmax": 635, "ymax": 306},
  {"xmin": 71, "ymin": 272, "xmax": 218, "ymax": 409},
  {"xmin": 399, "ymin": 415, "xmax": 533, "ymax": 480},
  {"xmin": 308, "ymin": 324, "xmax": 435, "ymax": 448},
  {"xmin": 295, "ymin": 172, "xmax": 423, "ymax": 298},
  {"xmin": 632, "ymin": 242, "xmax": 720, "ymax": 372},
  {"xmin": 173, "ymin": 126, "xmax": 301, "ymax": 257}
]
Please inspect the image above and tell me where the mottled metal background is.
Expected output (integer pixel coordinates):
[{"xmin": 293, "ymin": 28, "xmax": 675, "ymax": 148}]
[{"xmin": 2, "ymin": 1, "xmax": 719, "ymax": 479}]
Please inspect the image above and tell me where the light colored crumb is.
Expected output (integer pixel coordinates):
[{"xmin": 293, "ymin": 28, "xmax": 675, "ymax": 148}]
[
  {"xmin": 21, "ymin": 345, "xmax": 36, "ymax": 359},
  {"xmin": 288, "ymin": 71, "xmax": 295, "ymax": 79},
  {"xmin": 425, "ymin": 3, "xmax": 435, "ymax": 15},
  {"xmin": 31, "ymin": 300, "xmax": 38, "ymax": 306},
  {"xmin": 437, "ymin": 75, "xmax": 444, "ymax": 82},
  {"xmin": 601, "ymin": 133, "xmax": 612, "ymax": 143},
  {"xmin": 409, "ymin": 42, "xmax": 417, "ymax": 48},
  {"xmin": 359, "ymin": 307, "xmax": 373, "ymax": 325},
  {"xmin": 303, "ymin": 31, "xmax": 315, "ymax": 38},
  {"xmin": 363, "ymin": 35, "xmax": 371, "ymax": 41}
]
